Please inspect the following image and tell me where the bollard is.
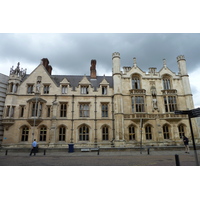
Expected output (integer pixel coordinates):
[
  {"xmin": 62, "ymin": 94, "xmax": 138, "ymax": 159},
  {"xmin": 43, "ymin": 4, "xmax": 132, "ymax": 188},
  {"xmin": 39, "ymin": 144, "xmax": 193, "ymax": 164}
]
[
  {"xmin": 147, "ymin": 148, "xmax": 150, "ymax": 155},
  {"xmin": 44, "ymin": 149, "xmax": 46, "ymax": 155},
  {"xmin": 5, "ymin": 150, "xmax": 8, "ymax": 156},
  {"xmin": 175, "ymin": 154, "xmax": 180, "ymax": 166},
  {"xmin": 97, "ymin": 149, "xmax": 99, "ymax": 155}
]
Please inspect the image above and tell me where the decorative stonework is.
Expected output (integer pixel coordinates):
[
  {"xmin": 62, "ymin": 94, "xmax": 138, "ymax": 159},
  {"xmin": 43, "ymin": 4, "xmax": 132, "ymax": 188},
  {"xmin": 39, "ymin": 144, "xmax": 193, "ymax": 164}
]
[
  {"xmin": 177, "ymin": 55, "xmax": 185, "ymax": 61},
  {"xmin": 112, "ymin": 52, "xmax": 120, "ymax": 59}
]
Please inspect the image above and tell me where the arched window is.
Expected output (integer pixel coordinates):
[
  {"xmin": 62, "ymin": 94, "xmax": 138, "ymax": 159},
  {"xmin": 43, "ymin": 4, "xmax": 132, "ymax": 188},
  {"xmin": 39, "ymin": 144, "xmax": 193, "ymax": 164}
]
[
  {"xmin": 163, "ymin": 125, "xmax": 170, "ymax": 139},
  {"xmin": 145, "ymin": 125, "xmax": 152, "ymax": 140},
  {"xmin": 79, "ymin": 125, "xmax": 89, "ymax": 141},
  {"xmin": 59, "ymin": 126, "xmax": 66, "ymax": 141},
  {"xmin": 162, "ymin": 76, "xmax": 171, "ymax": 90},
  {"xmin": 132, "ymin": 75, "xmax": 141, "ymax": 89},
  {"xmin": 102, "ymin": 126, "xmax": 109, "ymax": 140},
  {"xmin": 129, "ymin": 125, "xmax": 135, "ymax": 140},
  {"xmin": 40, "ymin": 126, "xmax": 47, "ymax": 141},
  {"xmin": 178, "ymin": 124, "xmax": 185, "ymax": 139},
  {"xmin": 21, "ymin": 126, "xmax": 29, "ymax": 141}
]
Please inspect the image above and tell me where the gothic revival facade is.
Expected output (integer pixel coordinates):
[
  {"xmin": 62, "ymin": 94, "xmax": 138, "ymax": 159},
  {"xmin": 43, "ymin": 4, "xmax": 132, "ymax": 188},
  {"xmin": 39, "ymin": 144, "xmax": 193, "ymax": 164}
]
[{"xmin": 1, "ymin": 53, "xmax": 199, "ymax": 148}]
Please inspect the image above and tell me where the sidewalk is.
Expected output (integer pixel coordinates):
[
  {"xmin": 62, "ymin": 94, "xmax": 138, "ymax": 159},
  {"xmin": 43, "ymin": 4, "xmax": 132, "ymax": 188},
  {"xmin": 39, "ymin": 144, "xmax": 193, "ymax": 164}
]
[{"xmin": 0, "ymin": 148, "xmax": 199, "ymax": 166}]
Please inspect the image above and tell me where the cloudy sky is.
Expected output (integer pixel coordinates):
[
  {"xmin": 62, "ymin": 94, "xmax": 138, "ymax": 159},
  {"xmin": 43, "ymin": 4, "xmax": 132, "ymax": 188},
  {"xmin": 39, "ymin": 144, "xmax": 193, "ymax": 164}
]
[
  {"xmin": 1, "ymin": 0, "xmax": 200, "ymax": 197},
  {"xmin": 1, "ymin": 33, "xmax": 200, "ymax": 107},
  {"xmin": 1, "ymin": 1, "xmax": 200, "ymax": 110}
]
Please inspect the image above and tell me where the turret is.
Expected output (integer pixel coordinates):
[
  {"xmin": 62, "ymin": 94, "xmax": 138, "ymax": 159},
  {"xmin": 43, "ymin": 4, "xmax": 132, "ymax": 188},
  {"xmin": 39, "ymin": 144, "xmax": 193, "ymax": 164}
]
[
  {"xmin": 112, "ymin": 52, "xmax": 121, "ymax": 74},
  {"xmin": 177, "ymin": 55, "xmax": 188, "ymax": 76},
  {"xmin": 177, "ymin": 55, "xmax": 193, "ymax": 109}
]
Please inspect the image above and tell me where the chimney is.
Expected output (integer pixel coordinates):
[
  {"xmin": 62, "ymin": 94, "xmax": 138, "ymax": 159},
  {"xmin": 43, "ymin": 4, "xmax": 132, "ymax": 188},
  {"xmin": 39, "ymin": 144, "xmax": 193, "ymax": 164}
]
[
  {"xmin": 90, "ymin": 59, "xmax": 97, "ymax": 79},
  {"xmin": 41, "ymin": 58, "xmax": 52, "ymax": 75}
]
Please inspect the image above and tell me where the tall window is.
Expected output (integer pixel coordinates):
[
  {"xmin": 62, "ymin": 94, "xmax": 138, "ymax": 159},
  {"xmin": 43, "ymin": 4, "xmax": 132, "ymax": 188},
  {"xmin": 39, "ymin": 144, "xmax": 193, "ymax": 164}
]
[
  {"xmin": 6, "ymin": 106, "xmax": 15, "ymax": 117},
  {"xmin": 145, "ymin": 125, "xmax": 152, "ymax": 140},
  {"xmin": 102, "ymin": 126, "xmax": 109, "ymax": 140},
  {"xmin": 40, "ymin": 126, "xmax": 47, "ymax": 141},
  {"xmin": 132, "ymin": 96, "xmax": 145, "ymax": 112},
  {"xmin": 129, "ymin": 125, "xmax": 135, "ymax": 140},
  {"xmin": 102, "ymin": 103, "xmax": 108, "ymax": 117},
  {"xmin": 43, "ymin": 84, "xmax": 50, "ymax": 94},
  {"xmin": 21, "ymin": 126, "xmax": 29, "ymax": 141},
  {"xmin": 60, "ymin": 103, "xmax": 67, "ymax": 117},
  {"xmin": 102, "ymin": 86, "xmax": 107, "ymax": 95},
  {"xmin": 6, "ymin": 106, "xmax": 10, "ymax": 117},
  {"xmin": 61, "ymin": 85, "xmax": 68, "ymax": 94},
  {"xmin": 81, "ymin": 86, "xmax": 89, "ymax": 94},
  {"xmin": 178, "ymin": 124, "xmax": 185, "ymax": 138},
  {"xmin": 132, "ymin": 76, "xmax": 141, "ymax": 89},
  {"xmin": 163, "ymin": 125, "xmax": 170, "ymax": 139},
  {"xmin": 79, "ymin": 125, "xmax": 89, "ymax": 141},
  {"xmin": 46, "ymin": 106, "xmax": 51, "ymax": 117},
  {"xmin": 80, "ymin": 104, "xmax": 89, "ymax": 117},
  {"xmin": 27, "ymin": 84, "xmax": 34, "ymax": 94},
  {"xmin": 163, "ymin": 77, "xmax": 171, "ymax": 90},
  {"xmin": 20, "ymin": 105, "xmax": 25, "ymax": 117},
  {"xmin": 32, "ymin": 102, "xmax": 42, "ymax": 117},
  {"xmin": 59, "ymin": 126, "xmax": 66, "ymax": 141},
  {"xmin": 164, "ymin": 96, "xmax": 177, "ymax": 112}
]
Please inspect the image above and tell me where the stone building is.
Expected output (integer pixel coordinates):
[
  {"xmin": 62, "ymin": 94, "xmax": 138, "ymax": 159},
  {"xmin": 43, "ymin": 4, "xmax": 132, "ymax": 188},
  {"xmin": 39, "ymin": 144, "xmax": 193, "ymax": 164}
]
[
  {"xmin": 1, "ymin": 53, "xmax": 199, "ymax": 148},
  {"xmin": 0, "ymin": 73, "xmax": 9, "ymax": 145}
]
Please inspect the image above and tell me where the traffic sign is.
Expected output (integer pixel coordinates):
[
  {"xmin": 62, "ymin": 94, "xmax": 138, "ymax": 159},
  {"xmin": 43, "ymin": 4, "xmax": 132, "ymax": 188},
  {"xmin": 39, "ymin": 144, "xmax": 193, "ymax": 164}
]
[
  {"xmin": 174, "ymin": 110, "xmax": 190, "ymax": 115},
  {"xmin": 189, "ymin": 108, "xmax": 200, "ymax": 118}
]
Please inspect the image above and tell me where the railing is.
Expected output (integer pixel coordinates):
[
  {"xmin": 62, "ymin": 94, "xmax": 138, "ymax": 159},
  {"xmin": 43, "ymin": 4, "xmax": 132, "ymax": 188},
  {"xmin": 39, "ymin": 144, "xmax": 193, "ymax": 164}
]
[
  {"xmin": 129, "ymin": 89, "xmax": 146, "ymax": 94},
  {"xmin": 124, "ymin": 113, "xmax": 188, "ymax": 119}
]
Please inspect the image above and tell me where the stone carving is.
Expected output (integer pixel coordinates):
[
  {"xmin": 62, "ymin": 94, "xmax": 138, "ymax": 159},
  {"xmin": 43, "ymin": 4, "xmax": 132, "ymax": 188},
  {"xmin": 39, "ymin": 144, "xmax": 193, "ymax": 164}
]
[{"xmin": 10, "ymin": 62, "xmax": 26, "ymax": 78}]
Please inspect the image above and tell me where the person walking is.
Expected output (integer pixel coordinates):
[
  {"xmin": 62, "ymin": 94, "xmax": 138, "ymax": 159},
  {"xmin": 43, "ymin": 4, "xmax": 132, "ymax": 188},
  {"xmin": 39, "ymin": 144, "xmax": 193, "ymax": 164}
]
[
  {"xmin": 183, "ymin": 135, "xmax": 189, "ymax": 154},
  {"xmin": 30, "ymin": 139, "xmax": 38, "ymax": 156}
]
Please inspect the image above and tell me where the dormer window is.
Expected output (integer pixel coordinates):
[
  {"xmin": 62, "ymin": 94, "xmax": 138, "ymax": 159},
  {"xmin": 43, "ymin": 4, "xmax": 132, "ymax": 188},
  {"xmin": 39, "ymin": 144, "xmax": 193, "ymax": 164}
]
[
  {"xmin": 81, "ymin": 86, "xmax": 89, "ymax": 94},
  {"xmin": 61, "ymin": 85, "xmax": 68, "ymax": 94},
  {"xmin": 102, "ymin": 86, "xmax": 107, "ymax": 95}
]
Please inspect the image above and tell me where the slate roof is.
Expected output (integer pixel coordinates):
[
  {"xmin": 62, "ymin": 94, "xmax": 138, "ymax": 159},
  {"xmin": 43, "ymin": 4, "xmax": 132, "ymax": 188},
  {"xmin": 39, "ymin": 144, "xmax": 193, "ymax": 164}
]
[{"xmin": 51, "ymin": 75, "xmax": 113, "ymax": 90}]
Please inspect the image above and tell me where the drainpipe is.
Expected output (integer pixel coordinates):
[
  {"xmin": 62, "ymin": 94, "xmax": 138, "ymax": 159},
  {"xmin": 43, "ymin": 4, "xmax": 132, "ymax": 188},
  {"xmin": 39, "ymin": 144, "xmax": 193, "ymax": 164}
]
[
  {"xmin": 71, "ymin": 95, "xmax": 74, "ymax": 143},
  {"xmin": 94, "ymin": 95, "xmax": 97, "ymax": 147},
  {"xmin": 111, "ymin": 95, "xmax": 115, "ymax": 147}
]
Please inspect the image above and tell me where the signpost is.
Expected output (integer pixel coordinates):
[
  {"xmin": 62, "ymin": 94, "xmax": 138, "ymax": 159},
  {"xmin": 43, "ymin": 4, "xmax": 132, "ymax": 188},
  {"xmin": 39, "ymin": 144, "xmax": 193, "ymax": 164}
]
[{"xmin": 174, "ymin": 108, "xmax": 200, "ymax": 166}]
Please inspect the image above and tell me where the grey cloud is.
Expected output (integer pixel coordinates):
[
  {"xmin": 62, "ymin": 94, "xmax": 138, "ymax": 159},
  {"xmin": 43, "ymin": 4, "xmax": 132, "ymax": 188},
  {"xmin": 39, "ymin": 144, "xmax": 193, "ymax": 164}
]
[{"xmin": 1, "ymin": 33, "xmax": 200, "ymax": 76}]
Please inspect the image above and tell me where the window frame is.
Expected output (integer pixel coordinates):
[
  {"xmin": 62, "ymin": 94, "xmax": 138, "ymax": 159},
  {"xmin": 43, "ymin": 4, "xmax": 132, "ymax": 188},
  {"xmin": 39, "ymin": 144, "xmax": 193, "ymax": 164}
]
[
  {"xmin": 21, "ymin": 126, "xmax": 29, "ymax": 142},
  {"xmin": 79, "ymin": 125, "xmax": 89, "ymax": 141},
  {"xmin": 132, "ymin": 96, "xmax": 145, "ymax": 113},
  {"xmin": 129, "ymin": 125, "xmax": 136, "ymax": 140},
  {"xmin": 39, "ymin": 126, "xmax": 47, "ymax": 141},
  {"xmin": 101, "ymin": 103, "xmax": 108, "ymax": 117},
  {"xmin": 163, "ymin": 125, "xmax": 170, "ymax": 139},
  {"xmin": 59, "ymin": 126, "xmax": 66, "ymax": 141},
  {"xmin": 102, "ymin": 126, "xmax": 109, "ymax": 141},
  {"xmin": 145, "ymin": 125, "xmax": 152, "ymax": 140},
  {"xmin": 79, "ymin": 103, "xmax": 90, "ymax": 117}
]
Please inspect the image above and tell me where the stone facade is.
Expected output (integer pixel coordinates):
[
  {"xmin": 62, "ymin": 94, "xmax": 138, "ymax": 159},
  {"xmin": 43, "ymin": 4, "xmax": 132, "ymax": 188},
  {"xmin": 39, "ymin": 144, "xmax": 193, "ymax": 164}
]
[
  {"xmin": 1, "ymin": 53, "xmax": 199, "ymax": 148},
  {"xmin": 0, "ymin": 73, "xmax": 9, "ymax": 144}
]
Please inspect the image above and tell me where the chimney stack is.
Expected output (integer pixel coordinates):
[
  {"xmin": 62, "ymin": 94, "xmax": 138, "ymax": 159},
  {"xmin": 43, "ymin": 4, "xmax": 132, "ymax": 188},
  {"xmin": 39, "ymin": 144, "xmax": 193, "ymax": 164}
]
[
  {"xmin": 90, "ymin": 59, "xmax": 97, "ymax": 79},
  {"xmin": 41, "ymin": 58, "xmax": 52, "ymax": 75}
]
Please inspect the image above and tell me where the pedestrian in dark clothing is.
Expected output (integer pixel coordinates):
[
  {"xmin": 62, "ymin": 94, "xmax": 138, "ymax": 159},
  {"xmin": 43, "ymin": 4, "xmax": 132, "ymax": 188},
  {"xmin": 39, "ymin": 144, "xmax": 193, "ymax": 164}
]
[
  {"xmin": 30, "ymin": 139, "xmax": 38, "ymax": 156},
  {"xmin": 183, "ymin": 136, "xmax": 189, "ymax": 153}
]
